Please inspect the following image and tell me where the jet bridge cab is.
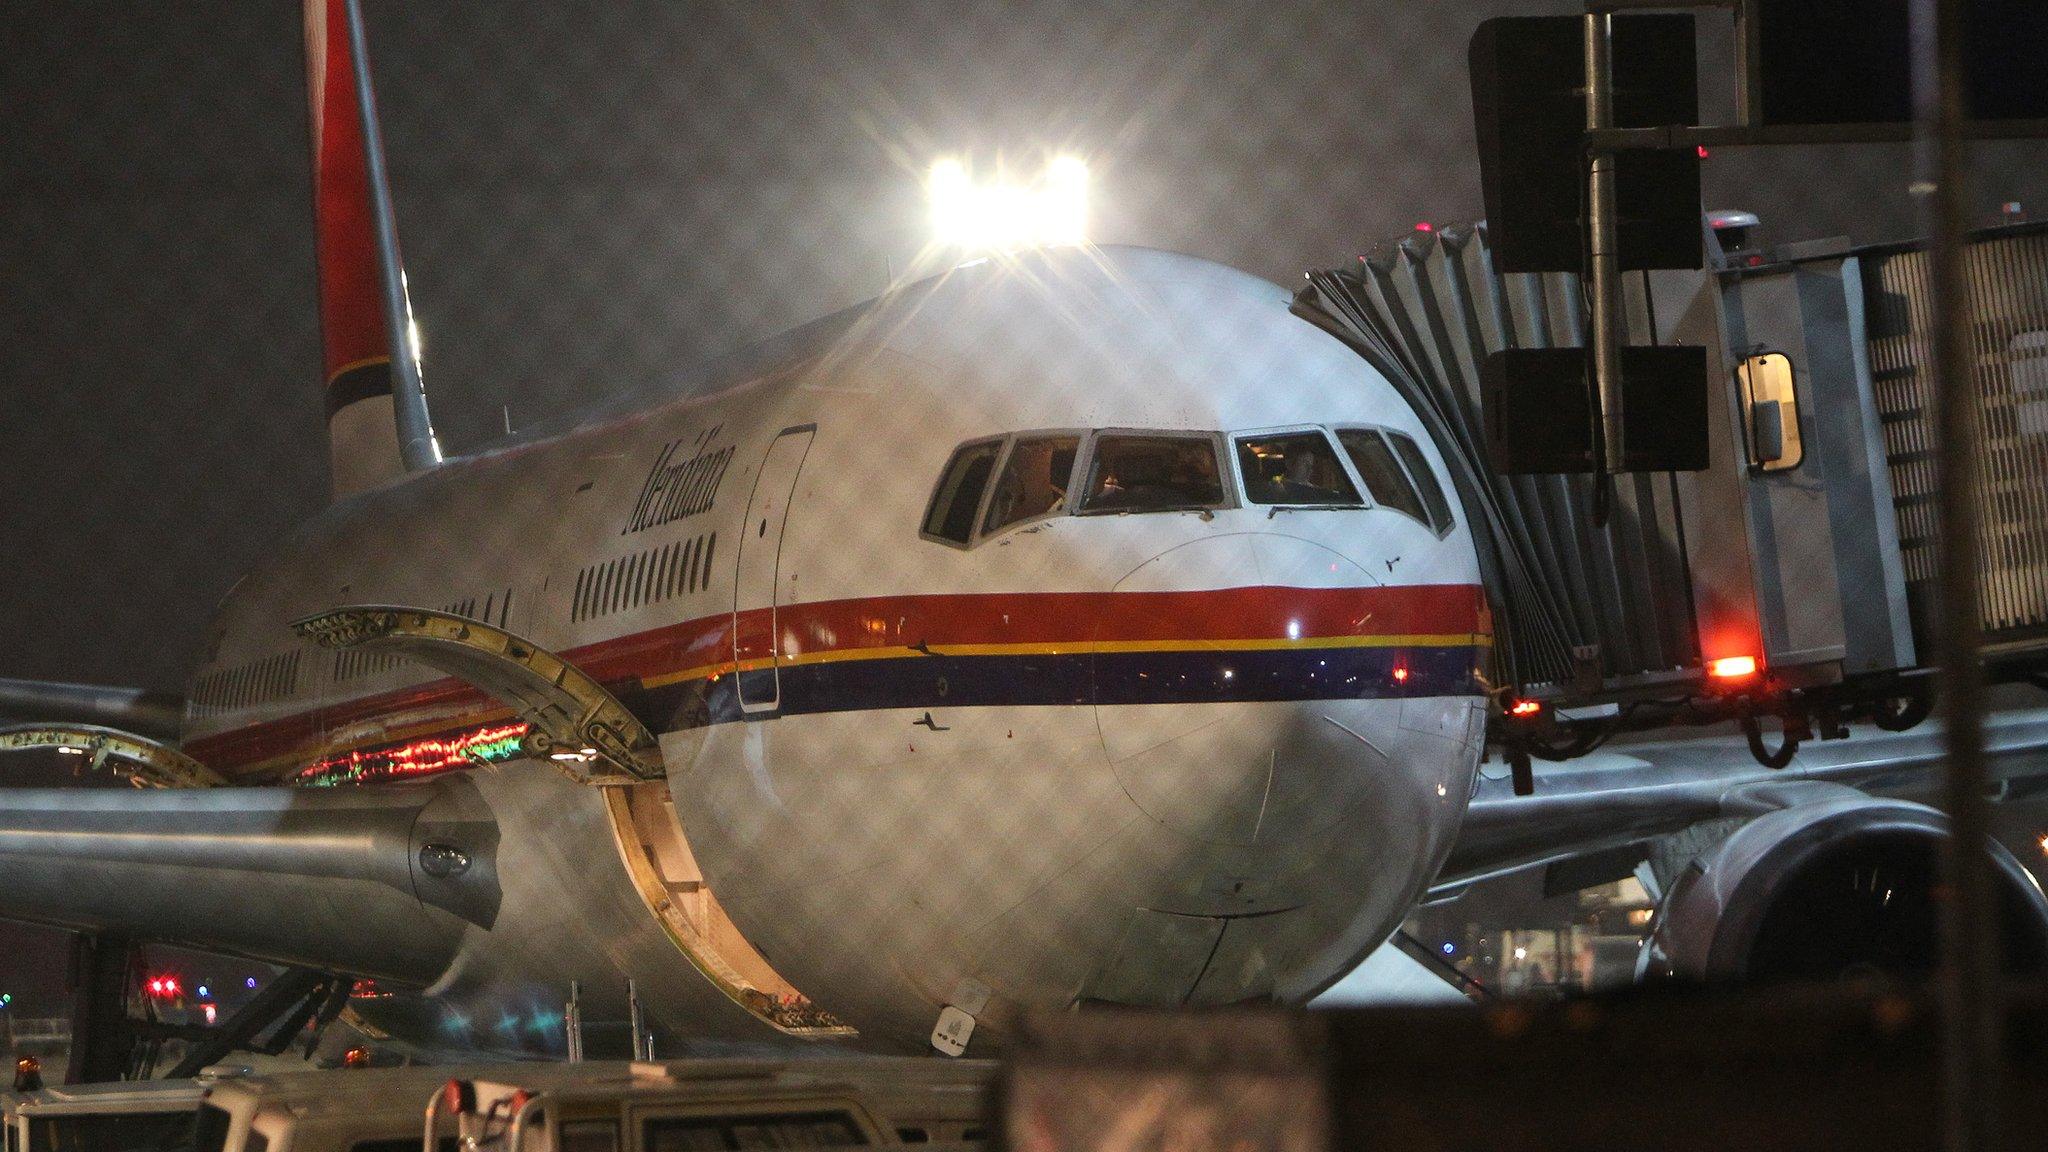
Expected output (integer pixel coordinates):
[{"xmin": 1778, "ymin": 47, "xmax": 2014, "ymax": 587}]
[{"xmin": 1304, "ymin": 218, "xmax": 2048, "ymax": 775}]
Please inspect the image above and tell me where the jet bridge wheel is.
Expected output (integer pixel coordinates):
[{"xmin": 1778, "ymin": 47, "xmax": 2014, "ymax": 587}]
[
  {"xmin": 0, "ymin": 724, "xmax": 225, "ymax": 788},
  {"xmin": 292, "ymin": 605, "xmax": 663, "ymax": 784}
]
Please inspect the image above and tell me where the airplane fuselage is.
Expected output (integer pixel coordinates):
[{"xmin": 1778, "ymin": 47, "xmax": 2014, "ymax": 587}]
[{"xmin": 178, "ymin": 248, "xmax": 1489, "ymax": 1053}]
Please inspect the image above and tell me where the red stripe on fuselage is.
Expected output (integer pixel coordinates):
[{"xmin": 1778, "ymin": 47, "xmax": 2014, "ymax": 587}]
[{"xmin": 186, "ymin": 584, "xmax": 1486, "ymax": 777}]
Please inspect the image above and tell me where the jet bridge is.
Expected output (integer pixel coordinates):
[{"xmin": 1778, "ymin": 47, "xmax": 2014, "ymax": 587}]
[{"xmin": 1296, "ymin": 218, "xmax": 2048, "ymax": 772}]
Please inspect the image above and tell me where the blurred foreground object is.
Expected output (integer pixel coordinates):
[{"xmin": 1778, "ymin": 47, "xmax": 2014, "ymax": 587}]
[{"xmin": 1003, "ymin": 987, "xmax": 2048, "ymax": 1151}]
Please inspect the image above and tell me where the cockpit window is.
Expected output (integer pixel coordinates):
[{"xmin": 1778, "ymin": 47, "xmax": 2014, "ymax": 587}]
[
  {"xmin": 1336, "ymin": 428, "xmax": 1429, "ymax": 526},
  {"xmin": 1235, "ymin": 431, "xmax": 1361, "ymax": 506},
  {"xmin": 922, "ymin": 439, "xmax": 1001, "ymax": 545},
  {"xmin": 1336, "ymin": 427, "xmax": 1453, "ymax": 535},
  {"xmin": 1386, "ymin": 430, "xmax": 1455, "ymax": 535},
  {"xmin": 984, "ymin": 435, "xmax": 1079, "ymax": 534},
  {"xmin": 1078, "ymin": 434, "xmax": 1226, "ymax": 514}
]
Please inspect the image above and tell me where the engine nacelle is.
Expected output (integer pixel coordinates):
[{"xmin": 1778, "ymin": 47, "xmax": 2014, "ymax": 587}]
[{"xmin": 1640, "ymin": 796, "xmax": 2048, "ymax": 984}]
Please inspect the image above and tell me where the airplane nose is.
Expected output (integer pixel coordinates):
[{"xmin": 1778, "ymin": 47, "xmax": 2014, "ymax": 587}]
[
  {"xmin": 1098, "ymin": 533, "xmax": 1410, "ymax": 848},
  {"xmin": 1099, "ymin": 696, "xmax": 1390, "ymax": 848},
  {"xmin": 1081, "ymin": 532, "xmax": 1482, "ymax": 1005}
]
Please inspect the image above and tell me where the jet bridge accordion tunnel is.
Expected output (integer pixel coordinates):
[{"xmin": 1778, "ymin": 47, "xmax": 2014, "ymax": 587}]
[{"xmin": 1294, "ymin": 219, "xmax": 2048, "ymax": 771}]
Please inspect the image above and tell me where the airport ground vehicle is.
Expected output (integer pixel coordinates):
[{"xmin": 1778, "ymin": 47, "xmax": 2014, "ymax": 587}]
[
  {"xmin": 425, "ymin": 1058, "xmax": 992, "ymax": 1152},
  {"xmin": 185, "ymin": 1058, "xmax": 989, "ymax": 1152},
  {"xmin": 196, "ymin": 1063, "xmax": 592, "ymax": 1152},
  {"xmin": 2, "ymin": 1075, "xmax": 206, "ymax": 1152}
]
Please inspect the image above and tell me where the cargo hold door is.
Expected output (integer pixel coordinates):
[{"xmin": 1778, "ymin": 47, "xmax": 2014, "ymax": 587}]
[{"xmin": 732, "ymin": 425, "xmax": 815, "ymax": 714}]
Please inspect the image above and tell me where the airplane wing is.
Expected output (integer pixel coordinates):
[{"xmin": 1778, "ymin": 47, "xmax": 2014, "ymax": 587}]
[
  {"xmin": 0, "ymin": 677, "xmax": 182, "ymax": 740},
  {"xmin": 1432, "ymin": 707, "xmax": 2048, "ymax": 982}
]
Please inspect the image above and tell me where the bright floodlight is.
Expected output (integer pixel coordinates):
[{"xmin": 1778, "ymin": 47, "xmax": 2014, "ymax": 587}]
[{"xmin": 929, "ymin": 156, "xmax": 1088, "ymax": 251}]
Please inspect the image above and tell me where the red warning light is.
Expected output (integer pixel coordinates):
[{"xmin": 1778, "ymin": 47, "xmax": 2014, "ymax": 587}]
[
  {"xmin": 1709, "ymin": 655, "xmax": 1760, "ymax": 681},
  {"xmin": 442, "ymin": 1080, "xmax": 477, "ymax": 1116},
  {"xmin": 1414, "ymin": 221, "xmax": 1434, "ymax": 233},
  {"xmin": 1696, "ymin": 144, "xmax": 1709, "ymax": 159},
  {"xmin": 145, "ymin": 976, "xmax": 182, "ymax": 1000},
  {"xmin": 1392, "ymin": 665, "xmax": 1410, "ymax": 684},
  {"xmin": 1508, "ymin": 698, "xmax": 1543, "ymax": 718}
]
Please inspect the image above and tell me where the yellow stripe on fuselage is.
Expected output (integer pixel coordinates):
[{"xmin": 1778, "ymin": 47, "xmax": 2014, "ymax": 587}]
[{"xmin": 640, "ymin": 632, "xmax": 1491, "ymax": 691}]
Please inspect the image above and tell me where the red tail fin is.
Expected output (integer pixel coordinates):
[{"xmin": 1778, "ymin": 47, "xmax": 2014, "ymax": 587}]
[{"xmin": 305, "ymin": 0, "xmax": 433, "ymax": 496}]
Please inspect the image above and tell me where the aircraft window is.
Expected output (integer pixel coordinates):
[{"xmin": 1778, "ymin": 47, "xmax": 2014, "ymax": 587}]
[
  {"xmin": 1336, "ymin": 428, "xmax": 1430, "ymax": 527},
  {"xmin": 1386, "ymin": 430, "xmax": 1455, "ymax": 534},
  {"xmin": 922, "ymin": 440, "xmax": 1002, "ymax": 545},
  {"xmin": 983, "ymin": 435, "xmax": 1079, "ymax": 534},
  {"xmin": 1235, "ymin": 431, "xmax": 1361, "ymax": 506},
  {"xmin": 1079, "ymin": 434, "xmax": 1225, "ymax": 514}
]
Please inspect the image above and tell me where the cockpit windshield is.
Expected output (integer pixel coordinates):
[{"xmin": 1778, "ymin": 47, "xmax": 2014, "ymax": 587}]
[
  {"xmin": 1235, "ymin": 430, "xmax": 1361, "ymax": 506},
  {"xmin": 923, "ymin": 423, "xmax": 1451, "ymax": 548},
  {"xmin": 1078, "ymin": 435, "xmax": 1226, "ymax": 514},
  {"xmin": 984, "ymin": 435, "xmax": 1079, "ymax": 533},
  {"xmin": 922, "ymin": 439, "xmax": 1002, "ymax": 545}
]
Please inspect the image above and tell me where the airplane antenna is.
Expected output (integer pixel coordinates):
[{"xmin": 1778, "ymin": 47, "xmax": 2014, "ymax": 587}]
[{"xmin": 342, "ymin": 0, "xmax": 441, "ymax": 473}]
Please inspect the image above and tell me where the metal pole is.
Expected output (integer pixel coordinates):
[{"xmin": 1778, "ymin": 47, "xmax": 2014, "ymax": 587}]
[
  {"xmin": 564, "ymin": 981, "xmax": 583, "ymax": 1064},
  {"xmin": 342, "ymin": 0, "xmax": 442, "ymax": 473},
  {"xmin": 1584, "ymin": 11, "xmax": 1626, "ymax": 474},
  {"xmin": 627, "ymin": 979, "xmax": 650, "ymax": 1062},
  {"xmin": 1916, "ymin": 0, "xmax": 2002, "ymax": 1147}
]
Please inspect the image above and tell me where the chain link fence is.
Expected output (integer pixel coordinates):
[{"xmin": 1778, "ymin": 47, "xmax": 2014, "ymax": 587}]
[{"xmin": 4, "ymin": 0, "xmax": 2048, "ymax": 1036}]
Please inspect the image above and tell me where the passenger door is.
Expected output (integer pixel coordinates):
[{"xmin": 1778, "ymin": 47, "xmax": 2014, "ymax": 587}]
[{"xmin": 732, "ymin": 425, "xmax": 816, "ymax": 714}]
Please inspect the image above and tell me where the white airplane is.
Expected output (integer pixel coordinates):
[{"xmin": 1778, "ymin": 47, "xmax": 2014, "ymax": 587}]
[{"xmin": 2, "ymin": 0, "xmax": 2044, "ymax": 1067}]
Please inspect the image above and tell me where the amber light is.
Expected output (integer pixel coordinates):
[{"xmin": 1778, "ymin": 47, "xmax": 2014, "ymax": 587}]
[
  {"xmin": 1508, "ymin": 699, "xmax": 1542, "ymax": 718},
  {"xmin": 1708, "ymin": 655, "xmax": 1759, "ymax": 680}
]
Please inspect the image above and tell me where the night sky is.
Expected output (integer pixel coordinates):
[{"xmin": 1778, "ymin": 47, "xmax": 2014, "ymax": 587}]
[{"xmin": 3, "ymin": 0, "xmax": 2045, "ymax": 1020}]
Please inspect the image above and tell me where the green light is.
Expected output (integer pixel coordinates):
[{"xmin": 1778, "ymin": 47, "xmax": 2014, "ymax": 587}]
[{"xmin": 294, "ymin": 721, "xmax": 531, "ymax": 787}]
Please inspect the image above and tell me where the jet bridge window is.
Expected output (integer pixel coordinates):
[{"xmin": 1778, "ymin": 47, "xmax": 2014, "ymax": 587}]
[
  {"xmin": 1235, "ymin": 430, "xmax": 1362, "ymax": 506},
  {"xmin": 922, "ymin": 439, "xmax": 1003, "ymax": 545},
  {"xmin": 1078, "ymin": 433, "xmax": 1226, "ymax": 514},
  {"xmin": 1736, "ymin": 351, "xmax": 1805, "ymax": 471},
  {"xmin": 984, "ymin": 434, "xmax": 1080, "ymax": 534}
]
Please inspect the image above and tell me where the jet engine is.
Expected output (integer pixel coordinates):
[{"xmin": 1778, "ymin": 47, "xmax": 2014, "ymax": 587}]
[{"xmin": 1639, "ymin": 793, "xmax": 2048, "ymax": 984}]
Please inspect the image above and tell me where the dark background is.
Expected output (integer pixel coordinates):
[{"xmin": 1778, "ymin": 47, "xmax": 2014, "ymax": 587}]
[{"xmin": 1, "ymin": 0, "xmax": 2044, "ymax": 1019}]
